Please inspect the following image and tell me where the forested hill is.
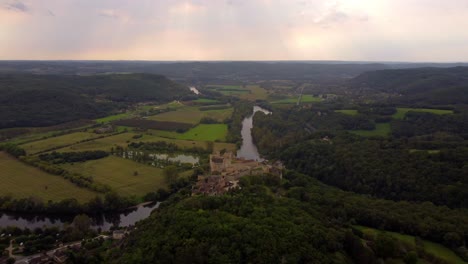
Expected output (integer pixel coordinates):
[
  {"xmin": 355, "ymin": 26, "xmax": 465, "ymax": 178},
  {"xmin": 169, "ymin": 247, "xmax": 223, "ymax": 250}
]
[
  {"xmin": 348, "ymin": 66, "xmax": 468, "ymax": 104},
  {"xmin": 0, "ymin": 73, "xmax": 189, "ymax": 128}
]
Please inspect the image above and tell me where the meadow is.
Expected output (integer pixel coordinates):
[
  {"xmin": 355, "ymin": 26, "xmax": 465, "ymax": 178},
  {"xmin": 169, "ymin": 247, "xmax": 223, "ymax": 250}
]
[
  {"xmin": 148, "ymin": 106, "xmax": 233, "ymax": 125},
  {"xmin": 354, "ymin": 225, "xmax": 465, "ymax": 264},
  {"xmin": 393, "ymin": 108, "xmax": 453, "ymax": 119},
  {"xmin": 62, "ymin": 156, "xmax": 169, "ymax": 197},
  {"xmin": 238, "ymin": 85, "xmax": 269, "ymax": 101},
  {"xmin": 95, "ymin": 112, "xmax": 132, "ymax": 123},
  {"xmin": 20, "ymin": 132, "xmax": 102, "ymax": 154},
  {"xmin": 192, "ymin": 98, "xmax": 220, "ymax": 104},
  {"xmin": 350, "ymin": 123, "xmax": 391, "ymax": 137},
  {"xmin": 0, "ymin": 152, "xmax": 97, "ymax": 203},
  {"xmin": 178, "ymin": 124, "xmax": 228, "ymax": 141},
  {"xmin": 271, "ymin": 94, "xmax": 322, "ymax": 104}
]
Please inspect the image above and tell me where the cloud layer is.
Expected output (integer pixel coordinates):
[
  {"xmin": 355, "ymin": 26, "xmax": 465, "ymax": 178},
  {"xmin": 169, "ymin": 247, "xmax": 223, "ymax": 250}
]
[{"xmin": 1, "ymin": 0, "xmax": 468, "ymax": 61}]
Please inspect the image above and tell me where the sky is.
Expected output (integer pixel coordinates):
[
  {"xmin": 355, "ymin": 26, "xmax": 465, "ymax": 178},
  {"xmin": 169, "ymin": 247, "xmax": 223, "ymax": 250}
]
[{"xmin": 1, "ymin": 0, "xmax": 468, "ymax": 61}]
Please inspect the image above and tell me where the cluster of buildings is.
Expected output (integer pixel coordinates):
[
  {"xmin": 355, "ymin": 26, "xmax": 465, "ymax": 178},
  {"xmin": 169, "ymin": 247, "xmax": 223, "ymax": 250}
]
[{"xmin": 192, "ymin": 151, "xmax": 283, "ymax": 196}]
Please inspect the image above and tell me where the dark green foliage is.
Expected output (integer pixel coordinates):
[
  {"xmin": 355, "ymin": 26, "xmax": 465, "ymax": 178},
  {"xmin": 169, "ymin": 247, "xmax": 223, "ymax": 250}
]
[
  {"xmin": 0, "ymin": 73, "xmax": 189, "ymax": 128},
  {"xmin": 0, "ymin": 144, "xmax": 26, "ymax": 157},
  {"xmin": 109, "ymin": 185, "xmax": 343, "ymax": 264},
  {"xmin": 38, "ymin": 151, "xmax": 108, "ymax": 164},
  {"xmin": 113, "ymin": 119, "xmax": 192, "ymax": 131},
  {"xmin": 281, "ymin": 139, "xmax": 468, "ymax": 208},
  {"xmin": 349, "ymin": 66, "xmax": 468, "ymax": 104}
]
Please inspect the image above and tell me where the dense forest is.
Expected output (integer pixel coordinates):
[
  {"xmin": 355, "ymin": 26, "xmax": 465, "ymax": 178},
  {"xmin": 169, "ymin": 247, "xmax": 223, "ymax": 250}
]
[
  {"xmin": 105, "ymin": 173, "xmax": 468, "ymax": 263},
  {"xmin": 0, "ymin": 73, "xmax": 190, "ymax": 128},
  {"xmin": 252, "ymin": 105, "xmax": 468, "ymax": 209},
  {"xmin": 348, "ymin": 67, "xmax": 468, "ymax": 104}
]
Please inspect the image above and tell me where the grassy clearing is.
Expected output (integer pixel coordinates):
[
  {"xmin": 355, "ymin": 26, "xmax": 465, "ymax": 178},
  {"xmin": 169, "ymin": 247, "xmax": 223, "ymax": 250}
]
[
  {"xmin": 206, "ymin": 85, "xmax": 250, "ymax": 95},
  {"xmin": 20, "ymin": 132, "xmax": 102, "ymax": 154},
  {"xmin": 0, "ymin": 152, "xmax": 97, "ymax": 203},
  {"xmin": 409, "ymin": 149, "xmax": 441, "ymax": 154},
  {"xmin": 350, "ymin": 123, "xmax": 391, "ymax": 137},
  {"xmin": 393, "ymin": 108, "xmax": 454, "ymax": 119},
  {"xmin": 58, "ymin": 133, "xmax": 137, "ymax": 152},
  {"xmin": 271, "ymin": 94, "xmax": 322, "ymax": 104},
  {"xmin": 149, "ymin": 106, "xmax": 233, "ymax": 125},
  {"xmin": 192, "ymin": 98, "xmax": 220, "ymax": 103},
  {"xmin": 335, "ymin": 109, "xmax": 359, "ymax": 116},
  {"xmin": 95, "ymin": 113, "xmax": 132, "ymax": 123},
  {"xmin": 354, "ymin": 226, "xmax": 465, "ymax": 264},
  {"xmin": 239, "ymin": 85, "xmax": 269, "ymax": 101},
  {"xmin": 62, "ymin": 156, "xmax": 168, "ymax": 197},
  {"xmin": 178, "ymin": 124, "xmax": 228, "ymax": 141}
]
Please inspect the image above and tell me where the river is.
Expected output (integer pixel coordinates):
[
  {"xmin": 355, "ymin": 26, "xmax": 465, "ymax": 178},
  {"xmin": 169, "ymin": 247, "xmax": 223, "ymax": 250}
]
[
  {"xmin": 237, "ymin": 106, "xmax": 272, "ymax": 161},
  {"xmin": 189, "ymin": 86, "xmax": 200, "ymax": 95},
  {"xmin": 0, "ymin": 202, "xmax": 159, "ymax": 231}
]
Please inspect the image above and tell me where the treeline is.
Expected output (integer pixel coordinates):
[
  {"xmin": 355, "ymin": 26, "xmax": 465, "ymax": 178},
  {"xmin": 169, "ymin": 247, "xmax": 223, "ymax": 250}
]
[
  {"xmin": 127, "ymin": 141, "xmax": 208, "ymax": 155},
  {"xmin": 38, "ymin": 150, "xmax": 108, "ymax": 164},
  {"xmin": 113, "ymin": 119, "xmax": 193, "ymax": 132}
]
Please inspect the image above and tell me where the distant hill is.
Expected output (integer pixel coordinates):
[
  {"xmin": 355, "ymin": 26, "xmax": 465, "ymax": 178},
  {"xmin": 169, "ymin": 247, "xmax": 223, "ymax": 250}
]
[
  {"xmin": 0, "ymin": 73, "xmax": 189, "ymax": 128},
  {"xmin": 348, "ymin": 67, "xmax": 468, "ymax": 104}
]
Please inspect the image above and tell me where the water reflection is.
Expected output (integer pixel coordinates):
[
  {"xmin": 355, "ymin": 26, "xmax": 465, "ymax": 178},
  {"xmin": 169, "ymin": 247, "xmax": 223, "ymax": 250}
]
[
  {"xmin": 237, "ymin": 106, "xmax": 272, "ymax": 161},
  {"xmin": 0, "ymin": 202, "xmax": 159, "ymax": 231}
]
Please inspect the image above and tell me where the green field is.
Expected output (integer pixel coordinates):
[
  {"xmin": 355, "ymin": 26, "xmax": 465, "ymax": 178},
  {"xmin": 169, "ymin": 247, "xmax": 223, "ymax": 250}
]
[
  {"xmin": 95, "ymin": 113, "xmax": 132, "ymax": 123},
  {"xmin": 178, "ymin": 124, "xmax": 228, "ymax": 141},
  {"xmin": 350, "ymin": 123, "xmax": 391, "ymax": 137},
  {"xmin": 272, "ymin": 94, "xmax": 322, "ymax": 104},
  {"xmin": 62, "ymin": 156, "xmax": 169, "ymax": 197},
  {"xmin": 0, "ymin": 152, "xmax": 97, "ymax": 203},
  {"xmin": 335, "ymin": 109, "xmax": 359, "ymax": 116},
  {"xmin": 149, "ymin": 106, "xmax": 233, "ymax": 125},
  {"xmin": 393, "ymin": 108, "xmax": 454, "ymax": 119},
  {"xmin": 355, "ymin": 226, "xmax": 466, "ymax": 264},
  {"xmin": 192, "ymin": 98, "xmax": 220, "ymax": 103},
  {"xmin": 206, "ymin": 84, "xmax": 250, "ymax": 95},
  {"xmin": 239, "ymin": 85, "xmax": 269, "ymax": 101},
  {"xmin": 20, "ymin": 132, "xmax": 102, "ymax": 154}
]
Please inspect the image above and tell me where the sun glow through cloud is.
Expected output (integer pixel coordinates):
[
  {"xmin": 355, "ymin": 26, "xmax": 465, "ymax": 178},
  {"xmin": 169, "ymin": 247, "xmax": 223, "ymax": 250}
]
[{"xmin": 0, "ymin": 0, "xmax": 467, "ymax": 61}]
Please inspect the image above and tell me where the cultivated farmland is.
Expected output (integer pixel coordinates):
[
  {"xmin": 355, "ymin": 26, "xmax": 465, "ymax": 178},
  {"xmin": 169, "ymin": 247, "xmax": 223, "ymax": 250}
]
[
  {"xmin": 61, "ymin": 156, "xmax": 169, "ymax": 197},
  {"xmin": 0, "ymin": 152, "xmax": 98, "ymax": 202}
]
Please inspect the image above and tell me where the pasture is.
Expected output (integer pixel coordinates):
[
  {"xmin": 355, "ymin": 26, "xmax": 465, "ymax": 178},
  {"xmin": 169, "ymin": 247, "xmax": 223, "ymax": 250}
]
[
  {"xmin": 335, "ymin": 109, "xmax": 359, "ymax": 116},
  {"xmin": 271, "ymin": 94, "xmax": 322, "ymax": 104},
  {"xmin": 178, "ymin": 124, "xmax": 228, "ymax": 141},
  {"xmin": 149, "ymin": 106, "xmax": 233, "ymax": 125},
  {"xmin": 20, "ymin": 132, "xmax": 101, "ymax": 154},
  {"xmin": 393, "ymin": 108, "xmax": 453, "ymax": 119},
  {"xmin": 192, "ymin": 98, "xmax": 220, "ymax": 104},
  {"xmin": 62, "ymin": 156, "xmax": 169, "ymax": 197},
  {"xmin": 350, "ymin": 123, "xmax": 391, "ymax": 137},
  {"xmin": 95, "ymin": 113, "xmax": 132, "ymax": 123},
  {"xmin": 0, "ymin": 152, "xmax": 97, "ymax": 203},
  {"xmin": 354, "ymin": 226, "xmax": 465, "ymax": 264},
  {"xmin": 238, "ymin": 85, "xmax": 269, "ymax": 101}
]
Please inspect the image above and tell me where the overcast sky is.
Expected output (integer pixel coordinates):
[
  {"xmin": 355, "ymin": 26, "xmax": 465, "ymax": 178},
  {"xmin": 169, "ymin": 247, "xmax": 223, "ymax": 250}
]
[{"xmin": 1, "ymin": 0, "xmax": 468, "ymax": 61}]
